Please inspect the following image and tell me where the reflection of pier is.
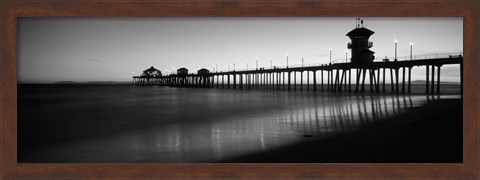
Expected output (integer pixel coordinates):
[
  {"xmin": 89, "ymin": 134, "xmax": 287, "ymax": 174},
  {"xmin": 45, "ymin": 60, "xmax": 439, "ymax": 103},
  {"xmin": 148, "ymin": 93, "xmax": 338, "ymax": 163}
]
[
  {"xmin": 133, "ymin": 19, "xmax": 462, "ymax": 94},
  {"xmin": 133, "ymin": 56, "xmax": 462, "ymax": 94},
  {"xmin": 279, "ymin": 94, "xmax": 447, "ymax": 138}
]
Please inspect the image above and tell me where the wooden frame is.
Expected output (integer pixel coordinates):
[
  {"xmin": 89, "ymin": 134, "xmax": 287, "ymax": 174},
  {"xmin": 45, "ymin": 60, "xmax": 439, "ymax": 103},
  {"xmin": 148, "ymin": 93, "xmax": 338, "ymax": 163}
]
[{"xmin": 1, "ymin": 0, "xmax": 478, "ymax": 179}]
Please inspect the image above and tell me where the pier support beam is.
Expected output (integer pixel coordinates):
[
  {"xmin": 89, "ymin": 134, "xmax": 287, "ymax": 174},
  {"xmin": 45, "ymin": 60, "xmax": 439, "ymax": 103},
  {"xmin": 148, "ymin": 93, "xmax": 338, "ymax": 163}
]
[
  {"xmin": 306, "ymin": 71, "xmax": 310, "ymax": 91},
  {"xmin": 408, "ymin": 67, "xmax": 412, "ymax": 93},
  {"xmin": 382, "ymin": 68, "xmax": 387, "ymax": 92},
  {"xmin": 395, "ymin": 68, "xmax": 400, "ymax": 93},
  {"xmin": 437, "ymin": 65, "xmax": 441, "ymax": 94},
  {"xmin": 321, "ymin": 70, "xmax": 324, "ymax": 91},
  {"xmin": 369, "ymin": 69, "xmax": 374, "ymax": 92},
  {"xmin": 355, "ymin": 69, "xmax": 361, "ymax": 92},
  {"xmin": 402, "ymin": 67, "xmax": 406, "ymax": 93},
  {"xmin": 227, "ymin": 75, "xmax": 230, "ymax": 89},
  {"xmin": 361, "ymin": 69, "xmax": 367, "ymax": 92},
  {"xmin": 426, "ymin": 65, "xmax": 430, "ymax": 94},
  {"xmin": 294, "ymin": 72, "xmax": 297, "ymax": 91},
  {"xmin": 327, "ymin": 70, "xmax": 330, "ymax": 91},
  {"xmin": 431, "ymin": 65, "xmax": 435, "ymax": 93},
  {"xmin": 288, "ymin": 72, "xmax": 291, "ymax": 91},
  {"xmin": 390, "ymin": 68, "xmax": 394, "ymax": 92},
  {"xmin": 233, "ymin": 74, "xmax": 237, "ymax": 89},
  {"xmin": 348, "ymin": 69, "xmax": 351, "ymax": 92},
  {"xmin": 300, "ymin": 71, "xmax": 303, "ymax": 91}
]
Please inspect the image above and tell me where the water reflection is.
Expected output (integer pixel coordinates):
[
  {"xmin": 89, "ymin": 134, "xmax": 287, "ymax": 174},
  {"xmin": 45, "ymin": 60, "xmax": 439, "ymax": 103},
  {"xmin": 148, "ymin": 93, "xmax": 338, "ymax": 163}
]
[
  {"xmin": 25, "ymin": 90, "xmax": 459, "ymax": 163},
  {"xmin": 129, "ymin": 94, "xmax": 455, "ymax": 162}
]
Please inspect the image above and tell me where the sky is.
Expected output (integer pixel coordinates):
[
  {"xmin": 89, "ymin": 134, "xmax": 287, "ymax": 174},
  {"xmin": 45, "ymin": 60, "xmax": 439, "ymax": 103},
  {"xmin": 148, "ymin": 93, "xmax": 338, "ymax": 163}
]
[{"xmin": 17, "ymin": 17, "xmax": 462, "ymax": 83}]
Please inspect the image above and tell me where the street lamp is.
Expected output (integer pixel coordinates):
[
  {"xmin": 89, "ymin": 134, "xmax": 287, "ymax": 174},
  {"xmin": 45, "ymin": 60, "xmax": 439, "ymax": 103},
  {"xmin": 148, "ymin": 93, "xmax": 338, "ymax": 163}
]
[
  {"xmin": 329, "ymin": 49, "xmax": 332, "ymax": 64},
  {"xmin": 410, "ymin": 43, "xmax": 413, "ymax": 60},
  {"xmin": 302, "ymin": 56, "xmax": 304, "ymax": 67},
  {"xmin": 286, "ymin": 54, "xmax": 289, "ymax": 68},
  {"xmin": 256, "ymin": 58, "xmax": 258, "ymax": 70},
  {"xmin": 394, "ymin": 40, "xmax": 398, "ymax": 61}
]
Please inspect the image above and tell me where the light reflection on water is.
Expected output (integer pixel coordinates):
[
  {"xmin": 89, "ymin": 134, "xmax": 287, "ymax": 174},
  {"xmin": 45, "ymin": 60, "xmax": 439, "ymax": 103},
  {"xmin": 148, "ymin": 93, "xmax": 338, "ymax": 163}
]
[{"xmin": 22, "ymin": 86, "xmax": 459, "ymax": 163}]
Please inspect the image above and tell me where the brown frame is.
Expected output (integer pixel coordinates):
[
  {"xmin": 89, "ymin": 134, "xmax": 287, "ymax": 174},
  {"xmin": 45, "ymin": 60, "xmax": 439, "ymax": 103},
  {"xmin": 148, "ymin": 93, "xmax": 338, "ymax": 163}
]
[{"xmin": 1, "ymin": 0, "xmax": 478, "ymax": 179}]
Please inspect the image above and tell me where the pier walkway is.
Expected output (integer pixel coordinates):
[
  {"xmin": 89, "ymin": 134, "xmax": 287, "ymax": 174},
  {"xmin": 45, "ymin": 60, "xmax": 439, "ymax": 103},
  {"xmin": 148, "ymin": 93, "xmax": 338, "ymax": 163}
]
[{"xmin": 133, "ymin": 52, "xmax": 462, "ymax": 94}]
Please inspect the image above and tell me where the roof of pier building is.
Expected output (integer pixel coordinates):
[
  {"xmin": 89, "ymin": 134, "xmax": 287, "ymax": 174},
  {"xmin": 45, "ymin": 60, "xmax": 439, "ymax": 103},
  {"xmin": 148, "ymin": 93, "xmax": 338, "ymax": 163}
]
[
  {"xmin": 197, "ymin": 68, "xmax": 210, "ymax": 75},
  {"xmin": 177, "ymin": 67, "xmax": 188, "ymax": 75},
  {"xmin": 142, "ymin": 66, "xmax": 162, "ymax": 77},
  {"xmin": 346, "ymin": 27, "xmax": 374, "ymax": 38}
]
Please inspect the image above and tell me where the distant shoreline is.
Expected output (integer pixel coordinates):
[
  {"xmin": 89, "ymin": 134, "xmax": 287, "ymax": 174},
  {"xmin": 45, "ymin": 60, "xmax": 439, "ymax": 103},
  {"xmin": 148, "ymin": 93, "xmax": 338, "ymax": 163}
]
[{"xmin": 17, "ymin": 80, "xmax": 461, "ymax": 86}]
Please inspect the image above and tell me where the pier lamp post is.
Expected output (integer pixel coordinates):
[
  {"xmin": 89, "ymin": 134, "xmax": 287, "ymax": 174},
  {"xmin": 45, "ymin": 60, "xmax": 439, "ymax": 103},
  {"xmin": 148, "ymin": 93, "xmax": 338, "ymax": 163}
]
[
  {"xmin": 256, "ymin": 58, "xmax": 258, "ymax": 70},
  {"xmin": 234, "ymin": 63, "xmax": 236, "ymax": 71},
  {"xmin": 329, "ymin": 49, "xmax": 332, "ymax": 64},
  {"xmin": 286, "ymin": 54, "xmax": 289, "ymax": 68},
  {"xmin": 302, "ymin": 56, "xmax": 304, "ymax": 67},
  {"xmin": 410, "ymin": 43, "xmax": 413, "ymax": 60},
  {"xmin": 394, "ymin": 40, "xmax": 398, "ymax": 61}
]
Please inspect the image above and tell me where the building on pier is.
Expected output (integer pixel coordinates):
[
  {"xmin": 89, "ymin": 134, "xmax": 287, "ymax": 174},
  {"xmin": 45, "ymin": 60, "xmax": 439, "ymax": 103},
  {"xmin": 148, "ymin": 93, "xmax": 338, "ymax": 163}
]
[
  {"xmin": 197, "ymin": 68, "xmax": 210, "ymax": 75},
  {"xmin": 177, "ymin": 67, "xmax": 188, "ymax": 75},
  {"xmin": 347, "ymin": 18, "xmax": 375, "ymax": 63},
  {"xmin": 142, "ymin": 66, "xmax": 162, "ymax": 77},
  {"xmin": 132, "ymin": 66, "xmax": 163, "ymax": 85}
]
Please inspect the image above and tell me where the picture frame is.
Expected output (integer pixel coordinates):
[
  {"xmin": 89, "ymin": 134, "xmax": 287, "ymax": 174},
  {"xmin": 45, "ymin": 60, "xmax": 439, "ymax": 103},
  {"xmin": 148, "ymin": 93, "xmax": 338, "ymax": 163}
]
[{"xmin": 1, "ymin": 0, "xmax": 478, "ymax": 179}]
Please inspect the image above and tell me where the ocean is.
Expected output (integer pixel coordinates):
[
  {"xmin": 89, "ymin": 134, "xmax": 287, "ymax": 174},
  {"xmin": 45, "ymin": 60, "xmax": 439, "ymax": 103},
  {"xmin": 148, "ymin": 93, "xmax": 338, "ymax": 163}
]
[{"xmin": 17, "ymin": 84, "xmax": 461, "ymax": 163}]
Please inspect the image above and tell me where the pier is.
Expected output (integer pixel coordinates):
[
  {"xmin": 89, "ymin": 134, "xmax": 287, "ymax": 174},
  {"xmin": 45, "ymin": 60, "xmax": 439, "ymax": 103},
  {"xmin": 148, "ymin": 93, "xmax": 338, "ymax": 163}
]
[
  {"xmin": 133, "ymin": 54, "xmax": 462, "ymax": 94},
  {"xmin": 133, "ymin": 18, "xmax": 462, "ymax": 94}
]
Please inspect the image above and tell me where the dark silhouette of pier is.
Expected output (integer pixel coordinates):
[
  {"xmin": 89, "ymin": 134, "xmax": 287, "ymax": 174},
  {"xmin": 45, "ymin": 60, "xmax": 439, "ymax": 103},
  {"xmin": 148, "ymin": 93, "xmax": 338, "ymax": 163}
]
[
  {"xmin": 133, "ymin": 55, "xmax": 462, "ymax": 94},
  {"xmin": 133, "ymin": 19, "xmax": 463, "ymax": 94}
]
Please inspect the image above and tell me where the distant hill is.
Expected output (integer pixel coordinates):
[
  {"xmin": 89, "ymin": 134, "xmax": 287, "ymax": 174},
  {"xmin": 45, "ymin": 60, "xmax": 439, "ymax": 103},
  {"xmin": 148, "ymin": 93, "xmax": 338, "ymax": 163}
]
[{"xmin": 52, "ymin": 81, "xmax": 131, "ymax": 85}]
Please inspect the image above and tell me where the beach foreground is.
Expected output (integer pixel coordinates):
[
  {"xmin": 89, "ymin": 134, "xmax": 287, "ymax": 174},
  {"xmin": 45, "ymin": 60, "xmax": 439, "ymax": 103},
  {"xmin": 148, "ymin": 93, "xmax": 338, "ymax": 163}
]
[{"xmin": 225, "ymin": 98, "xmax": 462, "ymax": 163}]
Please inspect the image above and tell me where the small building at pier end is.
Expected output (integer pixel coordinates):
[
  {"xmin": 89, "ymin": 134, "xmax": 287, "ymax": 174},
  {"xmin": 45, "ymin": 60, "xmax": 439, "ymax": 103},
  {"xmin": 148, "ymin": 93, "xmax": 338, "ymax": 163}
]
[
  {"xmin": 197, "ymin": 68, "xmax": 210, "ymax": 75},
  {"xmin": 142, "ymin": 66, "xmax": 162, "ymax": 77},
  {"xmin": 346, "ymin": 18, "xmax": 375, "ymax": 63},
  {"xmin": 177, "ymin": 67, "xmax": 188, "ymax": 75}
]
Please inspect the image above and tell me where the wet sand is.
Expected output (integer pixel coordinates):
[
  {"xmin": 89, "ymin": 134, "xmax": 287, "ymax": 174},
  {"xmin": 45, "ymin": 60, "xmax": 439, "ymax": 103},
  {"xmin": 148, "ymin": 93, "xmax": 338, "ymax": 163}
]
[{"xmin": 224, "ymin": 98, "xmax": 462, "ymax": 163}]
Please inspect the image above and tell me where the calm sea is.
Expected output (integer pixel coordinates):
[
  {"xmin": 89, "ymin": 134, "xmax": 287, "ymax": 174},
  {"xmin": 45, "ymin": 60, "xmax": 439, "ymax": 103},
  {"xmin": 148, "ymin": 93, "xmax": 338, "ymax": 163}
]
[{"xmin": 17, "ymin": 84, "xmax": 460, "ymax": 163}]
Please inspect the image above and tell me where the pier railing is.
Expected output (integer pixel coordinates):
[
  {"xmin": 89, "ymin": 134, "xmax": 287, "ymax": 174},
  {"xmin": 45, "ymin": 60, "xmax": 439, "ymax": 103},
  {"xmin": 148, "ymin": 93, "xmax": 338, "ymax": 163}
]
[
  {"xmin": 224, "ymin": 52, "xmax": 463, "ymax": 72},
  {"xmin": 133, "ymin": 52, "xmax": 463, "ymax": 94}
]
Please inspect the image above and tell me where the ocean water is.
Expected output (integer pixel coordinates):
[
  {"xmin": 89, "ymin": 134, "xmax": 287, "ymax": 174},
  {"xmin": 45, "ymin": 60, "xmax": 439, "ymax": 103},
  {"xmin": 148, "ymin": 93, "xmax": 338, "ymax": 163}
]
[{"xmin": 17, "ymin": 84, "xmax": 461, "ymax": 163}]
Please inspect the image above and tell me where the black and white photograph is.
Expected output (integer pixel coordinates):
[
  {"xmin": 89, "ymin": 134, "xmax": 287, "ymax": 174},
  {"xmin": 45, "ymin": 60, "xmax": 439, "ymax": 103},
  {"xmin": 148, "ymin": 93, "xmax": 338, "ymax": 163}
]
[{"xmin": 17, "ymin": 17, "xmax": 463, "ymax": 163}]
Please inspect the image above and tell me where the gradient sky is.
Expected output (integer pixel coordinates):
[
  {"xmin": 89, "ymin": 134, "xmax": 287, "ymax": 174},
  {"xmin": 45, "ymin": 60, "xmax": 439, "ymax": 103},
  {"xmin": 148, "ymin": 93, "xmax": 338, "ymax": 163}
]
[{"xmin": 18, "ymin": 17, "xmax": 462, "ymax": 83}]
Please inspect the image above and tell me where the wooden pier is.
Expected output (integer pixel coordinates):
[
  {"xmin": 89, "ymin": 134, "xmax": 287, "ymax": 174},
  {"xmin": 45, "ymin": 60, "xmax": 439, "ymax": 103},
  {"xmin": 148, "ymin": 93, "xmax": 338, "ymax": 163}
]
[
  {"xmin": 133, "ymin": 20, "xmax": 462, "ymax": 94},
  {"xmin": 133, "ymin": 56, "xmax": 462, "ymax": 94}
]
